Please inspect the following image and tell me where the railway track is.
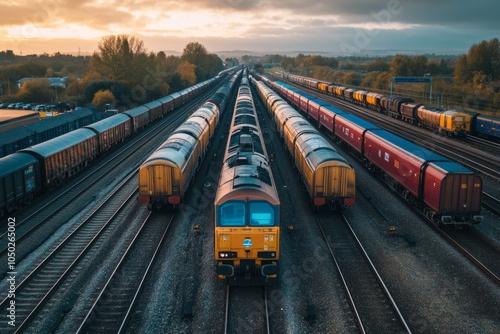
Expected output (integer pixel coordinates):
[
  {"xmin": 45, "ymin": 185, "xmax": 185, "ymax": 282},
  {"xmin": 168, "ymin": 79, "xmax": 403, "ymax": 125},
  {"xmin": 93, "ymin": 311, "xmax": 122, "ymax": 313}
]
[
  {"xmin": 223, "ymin": 285, "xmax": 271, "ymax": 334},
  {"xmin": 0, "ymin": 80, "xmax": 227, "ymax": 259},
  {"xmin": 482, "ymin": 192, "xmax": 500, "ymax": 217},
  {"xmin": 467, "ymin": 134, "xmax": 500, "ymax": 153},
  {"xmin": 0, "ymin": 171, "xmax": 139, "ymax": 332},
  {"xmin": 442, "ymin": 225, "xmax": 500, "ymax": 284},
  {"xmin": 355, "ymin": 161, "xmax": 500, "ymax": 286},
  {"xmin": 76, "ymin": 212, "xmax": 174, "ymax": 333},
  {"xmin": 315, "ymin": 213, "xmax": 411, "ymax": 334}
]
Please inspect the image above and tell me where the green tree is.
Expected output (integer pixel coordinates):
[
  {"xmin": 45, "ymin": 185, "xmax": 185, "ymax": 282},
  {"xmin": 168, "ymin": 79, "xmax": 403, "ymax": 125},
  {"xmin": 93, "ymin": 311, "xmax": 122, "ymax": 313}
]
[
  {"xmin": 454, "ymin": 55, "xmax": 471, "ymax": 83},
  {"xmin": 372, "ymin": 72, "xmax": 392, "ymax": 90},
  {"xmin": 468, "ymin": 38, "xmax": 500, "ymax": 81},
  {"xmin": 181, "ymin": 42, "xmax": 223, "ymax": 82},
  {"xmin": 17, "ymin": 79, "xmax": 54, "ymax": 103},
  {"xmin": 366, "ymin": 58, "xmax": 389, "ymax": 72},
  {"xmin": 341, "ymin": 72, "xmax": 363, "ymax": 86},
  {"xmin": 83, "ymin": 81, "xmax": 128, "ymax": 104},
  {"xmin": 280, "ymin": 56, "xmax": 295, "ymax": 72},
  {"xmin": 455, "ymin": 38, "xmax": 500, "ymax": 83},
  {"xmin": 177, "ymin": 61, "xmax": 196, "ymax": 86},
  {"xmin": 360, "ymin": 72, "xmax": 380, "ymax": 87},
  {"xmin": 91, "ymin": 35, "xmax": 147, "ymax": 82},
  {"xmin": 324, "ymin": 57, "xmax": 339, "ymax": 69},
  {"xmin": 390, "ymin": 55, "xmax": 412, "ymax": 76},
  {"xmin": 92, "ymin": 89, "xmax": 115, "ymax": 107},
  {"xmin": 410, "ymin": 55, "xmax": 428, "ymax": 76},
  {"xmin": 0, "ymin": 50, "xmax": 15, "ymax": 61},
  {"xmin": 306, "ymin": 55, "xmax": 325, "ymax": 67},
  {"xmin": 182, "ymin": 42, "xmax": 207, "ymax": 65}
]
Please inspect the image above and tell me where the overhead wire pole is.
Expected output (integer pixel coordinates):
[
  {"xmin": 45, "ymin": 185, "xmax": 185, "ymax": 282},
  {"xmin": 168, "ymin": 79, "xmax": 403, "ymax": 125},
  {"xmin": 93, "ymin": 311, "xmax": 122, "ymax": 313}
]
[{"xmin": 390, "ymin": 76, "xmax": 432, "ymax": 101}]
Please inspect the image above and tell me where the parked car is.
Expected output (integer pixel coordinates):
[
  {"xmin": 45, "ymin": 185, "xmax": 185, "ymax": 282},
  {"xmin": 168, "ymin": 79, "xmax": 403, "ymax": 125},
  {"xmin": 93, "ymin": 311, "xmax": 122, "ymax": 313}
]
[
  {"xmin": 23, "ymin": 103, "xmax": 36, "ymax": 110},
  {"xmin": 45, "ymin": 104, "xmax": 57, "ymax": 111},
  {"xmin": 7, "ymin": 103, "xmax": 16, "ymax": 109},
  {"xmin": 34, "ymin": 105, "xmax": 46, "ymax": 111},
  {"xmin": 15, "ymin": 103, "xmax": 25, "ymax": 110},
  {"xmin": 0, "ymin": 102, "xmax": 10, "ymax": 109}
]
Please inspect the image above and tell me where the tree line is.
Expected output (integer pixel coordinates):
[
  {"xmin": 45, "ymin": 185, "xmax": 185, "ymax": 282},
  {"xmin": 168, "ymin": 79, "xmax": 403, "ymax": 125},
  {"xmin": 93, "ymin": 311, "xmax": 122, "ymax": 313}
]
[{"xmin": 0, "ymin": 36, "xmax": 225, "ymax": 109}]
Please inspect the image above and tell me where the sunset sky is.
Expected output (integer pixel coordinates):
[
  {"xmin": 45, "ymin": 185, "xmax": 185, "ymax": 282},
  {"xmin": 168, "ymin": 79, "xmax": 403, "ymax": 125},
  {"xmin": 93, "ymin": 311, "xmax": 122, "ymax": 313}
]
[{"xmin": 1, "ymin": 0, "xmax": 498, "ymax": 56}]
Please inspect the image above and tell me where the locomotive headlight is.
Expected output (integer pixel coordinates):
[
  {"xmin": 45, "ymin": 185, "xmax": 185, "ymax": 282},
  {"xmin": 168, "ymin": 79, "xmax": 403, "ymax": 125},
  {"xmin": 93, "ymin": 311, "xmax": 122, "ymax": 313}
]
[
  {"xmin": 258, "ymin": 251, "xmax": 277, "ymax": 258},
  {"xmin": 219, "ymin": 252, "xmax": 237, "ymax": 258}
]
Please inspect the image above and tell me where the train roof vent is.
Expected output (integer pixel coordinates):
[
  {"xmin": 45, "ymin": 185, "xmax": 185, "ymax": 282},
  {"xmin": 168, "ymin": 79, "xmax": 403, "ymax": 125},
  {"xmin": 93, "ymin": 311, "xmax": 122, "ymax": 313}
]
[
  {"xmin": 231, "ymin": 164, "xmax": 272, "ymax": 187},
  {"xmin": 234, "ymin": 115, "xmax": 256, "ymax": 126},
  {"xmin": 231, "ymin": 165, "xmax": 272, "ymax": 188},
  {"xmin": 162, "ymin": 138, "xmax": 189, "ymax": 151},
  {"xmin": 227, "ymin": 154, "xmax": 249, "ymax": 168},
  {"xmin": 233, "ymin": 176, "xmax": 261, "ymax": 188},
  {"xmin": 239, "ymin": 134, "xmax": 253, "ymax": 152},
  {"xmin": 257, "ymin": 166, "xmax": 272, "ymax": 186}
]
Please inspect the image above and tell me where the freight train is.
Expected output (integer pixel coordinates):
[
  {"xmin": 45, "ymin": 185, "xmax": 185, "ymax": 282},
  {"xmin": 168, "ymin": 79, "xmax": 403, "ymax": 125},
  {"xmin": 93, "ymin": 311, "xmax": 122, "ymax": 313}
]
[
  {"xmin": 278, "ymin": 72, "xmax": 500, "ymax": 141},
  {"xmin": 137, "ymin": 70, "xmax": 241, "ymax": 210},
  {"xmin": 0, "ymin": 108, "xmax": 107, "ymax": 158},
  {"xmin": 0, "ymin": 72, "xmax": 238, "ymax": 219},
  {"xmin": 251, "ymin": 76, "xmax": 356, "ymax": 211},
  {"xmin": 214, "ymin": 70, "xmax": 280, "ymax": 285},
  {"xmin": 255, "ymin": 74, "xmax": 482, "ymax": 226}
]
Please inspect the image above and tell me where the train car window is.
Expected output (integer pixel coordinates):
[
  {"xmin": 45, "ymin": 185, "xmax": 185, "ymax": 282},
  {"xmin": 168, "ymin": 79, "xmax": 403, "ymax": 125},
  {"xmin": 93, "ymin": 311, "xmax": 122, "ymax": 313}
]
[
  {"xmin": 249, "ymin": 202, "xmax": 275, "ymax": 226},
  {"xmin": 219, "ymin": 202, "xmax": 246, "ymax": 226}
]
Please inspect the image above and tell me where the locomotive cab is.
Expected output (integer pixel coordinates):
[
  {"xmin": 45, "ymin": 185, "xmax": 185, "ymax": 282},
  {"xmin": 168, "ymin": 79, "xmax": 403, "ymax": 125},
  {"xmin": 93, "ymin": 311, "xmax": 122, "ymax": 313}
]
[{"xmin": 215, "ymin": 199, "xmax": 280, "ymax": 286}]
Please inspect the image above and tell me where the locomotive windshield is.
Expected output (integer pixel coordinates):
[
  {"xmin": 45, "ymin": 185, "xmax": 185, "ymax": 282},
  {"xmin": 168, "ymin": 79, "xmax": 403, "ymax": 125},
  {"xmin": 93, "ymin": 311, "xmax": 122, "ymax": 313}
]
[
  {"xmin": 217, "ymin": 200, "xmax": 278, "ymax": 227},
  {"xmin": 219, "ymin": 201, "xmax": 246, "ymax": 226},
  {"xmin": 249, "ymin": 201, "xmax": 274, "ymax": 226}
]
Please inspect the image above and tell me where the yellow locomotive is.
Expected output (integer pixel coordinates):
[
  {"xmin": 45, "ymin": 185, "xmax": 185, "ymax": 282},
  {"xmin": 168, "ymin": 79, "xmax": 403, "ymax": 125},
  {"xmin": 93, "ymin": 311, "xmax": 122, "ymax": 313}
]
[{"xmin": 214, "ymin": 72, "xmax": 280, "ymax": 285}]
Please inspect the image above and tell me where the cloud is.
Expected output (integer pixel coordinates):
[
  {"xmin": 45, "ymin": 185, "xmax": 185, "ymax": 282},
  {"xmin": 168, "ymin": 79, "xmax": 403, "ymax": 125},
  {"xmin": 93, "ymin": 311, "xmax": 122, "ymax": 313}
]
[{"xmin": 0, "ymin": 0, "xmax": 497, "ymax": 55}]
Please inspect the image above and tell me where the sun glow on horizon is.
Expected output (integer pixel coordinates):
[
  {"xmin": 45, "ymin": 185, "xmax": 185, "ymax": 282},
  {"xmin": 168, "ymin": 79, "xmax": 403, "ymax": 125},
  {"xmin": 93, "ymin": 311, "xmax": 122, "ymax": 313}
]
[
  {"xmin": 6, "ymin": 24, "xmax": 107, "ymax": 41},
  {"xmin": 136, "ymin": 10, "xmax": 252, "ymax": 38}
]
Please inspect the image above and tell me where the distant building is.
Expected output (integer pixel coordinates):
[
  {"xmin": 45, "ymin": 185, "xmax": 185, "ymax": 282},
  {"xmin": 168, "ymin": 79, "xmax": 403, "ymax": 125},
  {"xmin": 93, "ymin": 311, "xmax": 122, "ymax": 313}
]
[
  {"xmin": 17, "ymin": 77, "xmax": 68, "ymax": 88},
  {"xmin": 224, "ymin": 60, "xmax": 240, "ymax": 67}
]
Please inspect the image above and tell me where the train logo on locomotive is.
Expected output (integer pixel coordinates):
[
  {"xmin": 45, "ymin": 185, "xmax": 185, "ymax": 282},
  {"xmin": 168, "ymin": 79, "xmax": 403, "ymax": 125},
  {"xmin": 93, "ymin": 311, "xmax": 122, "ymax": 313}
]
[{"xmin": 243, "ymin": 239, "xmax": 253, "ymax": 248}]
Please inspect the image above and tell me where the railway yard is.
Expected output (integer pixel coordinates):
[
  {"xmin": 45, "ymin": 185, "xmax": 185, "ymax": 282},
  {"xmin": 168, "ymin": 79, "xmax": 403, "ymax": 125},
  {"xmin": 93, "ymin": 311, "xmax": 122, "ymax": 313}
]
[{"xmin": 0, "ymin": 70, "xmax": 499, "ymax": 333}]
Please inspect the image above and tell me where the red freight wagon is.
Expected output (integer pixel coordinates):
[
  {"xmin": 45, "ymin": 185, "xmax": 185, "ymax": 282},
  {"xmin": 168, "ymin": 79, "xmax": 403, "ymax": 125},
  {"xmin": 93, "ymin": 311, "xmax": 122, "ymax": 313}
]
[
  {"xmin": 318, "ymin": 105, "xmax": 347, "ymax": 134},
  {"xmin": 124, "ymin": 105, "xmax": 150, "ymax": 132},
  {"xmin": 85, "ymin": 113, "xmax": 132, "ymax": 151},
  {"xmin": 362, "ymin": 129, "xmax": 441, "ymax": 197},
  {"xmin": 144, "ymin": 100, "xmax": 163, "ymax": 122},
  {"xmin": 423, "ymin": 161, "xmax": 482, "ymax": 224},
  {"xmin": 307, "ymin": 98, "xmax": 330, "ymax": 124},
  {"xmin": 335, "ymin": 113, "xmax": 379, "ymax": 154},
  {"xmin": 299, "ymin": 94, "xmax": 310, "ymax": 115},
  {"xmin": 21, "ymin": 128, "xmax": 99, "ymax": 187},
  {"xmin": 291, "ymin": 91, "xmax": 301, "ymax": 108}
]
